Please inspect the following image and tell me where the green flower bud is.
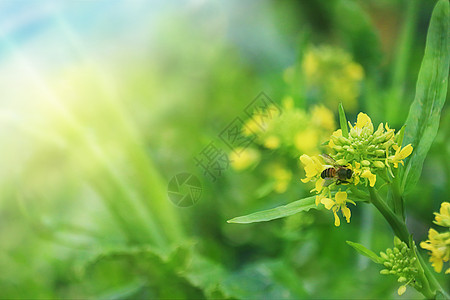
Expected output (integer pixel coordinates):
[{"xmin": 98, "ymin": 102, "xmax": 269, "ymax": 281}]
[
  {"xmin": 336, "ymin": 159, "xmax": 347, "ymax": 165},
  {"xmin": 384, "ymin": 131, "xmax": 394, "ymax": 141},
  {"xmin": 398, "ymin": 276, "xmax": 407, "ymax": 283},
  {"xmin": 373, "ymin": 123, "xmax": 384, "ymax": 137},
  {"xmin": 375, "ymin": 150, "xmax": 385, "ymax": 156},
  {"xmin": 373, "ymin": 161, "xmax": 385, "ymax": 168},
  {"xmin": 361, "ymin": 160, "xmax": 370, "ymax": 166},
  {"xmin": 380, "ymin": 269, "xmax": 390, "ymax": 275}
]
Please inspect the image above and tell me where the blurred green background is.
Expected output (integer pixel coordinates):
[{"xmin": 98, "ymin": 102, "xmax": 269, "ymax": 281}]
[{"xmin": 0, "ymin": 0, "xmax": 448, "ymax": 299}]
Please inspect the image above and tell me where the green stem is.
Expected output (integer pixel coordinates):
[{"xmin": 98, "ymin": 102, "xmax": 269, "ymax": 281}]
[
  {"xmin": 368, "ymin": 187, "xmax": 449, "ymax": 299},
  {"xmin": 391, "ymin": 179, "xmax": 405, "ymax": 220},
  {"xmin": 368, "ymin": 187, "xmax": 408, "ymax": 242}
]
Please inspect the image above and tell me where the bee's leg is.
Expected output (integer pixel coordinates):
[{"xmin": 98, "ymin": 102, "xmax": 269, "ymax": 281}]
[
  {"xmin": 336, "ymin": 179, "xmax": 342, "ymax": 185},
  {"xmin": 340, "ymin": 180, "xmax": 350, "ymax": 184}
]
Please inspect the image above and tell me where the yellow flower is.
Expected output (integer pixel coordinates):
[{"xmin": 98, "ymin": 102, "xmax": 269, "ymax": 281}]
[
  {"xmin": 243, "ymin": 118, "xmax": 262, "ymax": 136},
  {"xmin": 390, "ymin": 144, "xmax": 413, "ymax": 168},
  {"xmin": 299, "ymin": 154, "xmax": 323, "ymax": 183},
  {"xmin": 295, "ymin": 129, "xmax": 319, "ymax": 154},
  {"xmin": 311, "ymin": 105, "xmax": 335, "ymax": 131},
  {"xmin": 351, "ymin": 162, "xmax": 362, "ymax": 185},
  {"xmin": 282, "ymin": 96, "xmax": 294, "ymax": 110},
  {"xmin": 264, "ymin": 135, "xmax": 280, "ymax": 149},
  {"xmin": 328, "ymin": 129, "xmax": 342, "ymax": 148},
  {"xmin": 361, "ymin": 169, "xmax": 376, "ymax": 187},
  {"xmin": 230, "ymin": 148, "xmax": 260, "ymax": 171},
  {"xmin": 345, "ymin": 62, "xmax": 364, "ymax": 80},
  {"xmin": 320, "ymin": 191, "xmax": 356, "ymax": 226},
  {"xmin": 355, "ymin": 112, "xmax": 372, "ymax": 129},
  {"xmin": 434, "ymin": 202, "xmax": 450, "ymax": 227},
  {"xmin": 271, "ymin": 164, "xmax": 292, "ymax": 193},
  {"xmin": 353, "ymin": 112, "xmax": 374, "ymax": 135},
  {"xmin": 420, "ymin": 228, "xmax": 450, "ymax": 273},
  {"xmin": 302, "ymin": 51, "xmax": 318, "ymax": 77}
]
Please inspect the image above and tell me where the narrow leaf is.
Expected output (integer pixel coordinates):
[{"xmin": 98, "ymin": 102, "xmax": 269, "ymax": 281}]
[
  {"xmin": 227, "ymin": 196, "xmax": 317, "ymax": 224},
  {"xmin": 338, "ymin": 103, "xmax": 349, "ymax": 138},
  {"xmin": 401, "ymin": 0, "xmax": 449, "ymax": 194},
  {"xmin": 346, "ymin": 241, "xmax": 383, "ymax": 264}
]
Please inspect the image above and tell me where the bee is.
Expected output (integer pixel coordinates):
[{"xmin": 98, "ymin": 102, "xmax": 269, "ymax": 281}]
[{"xmin": 320, "ymin": 154, "xmax": 353, "ymax": 185}]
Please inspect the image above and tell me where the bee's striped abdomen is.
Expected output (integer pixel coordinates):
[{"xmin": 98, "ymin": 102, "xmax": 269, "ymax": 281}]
[{"xmin": 321, "ymin": 168, "xmax": 336, "ymax": 179}]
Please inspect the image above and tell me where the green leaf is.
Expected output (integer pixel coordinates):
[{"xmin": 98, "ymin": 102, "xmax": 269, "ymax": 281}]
[
  {"xmin": 338, "ymin": 103, "xmax": 349, "ymax": 138},
  {"xmin": 346, "ymin": 241, "xmax": 383, "ymax": 264},
  {"xmin": 401, "ymin": 0, "xmax": 449, "ymax": 194},
  {"xmin": 227, "ymin": 196, "xmax": 317, "ymax": 224}
]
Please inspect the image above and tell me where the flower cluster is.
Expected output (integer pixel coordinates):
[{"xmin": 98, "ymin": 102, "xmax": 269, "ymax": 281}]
[
  {"xmin": 297, "ymin": 45, "xmax": 364, "ymax": 112},
  {"xmin": 420, "ymin": 202, "xmax": 450, "ymax": 274},
  {"xmin": 379, "ymin": 237, "xmax": 419, "ymax": 296},
  {"xmin": 231, "ymin": 98, "xmax": 335, "ymax": 194},
  {"xmin": 243, "ymin": 97, "xmax": 335, "ymax": 155},
  {"xmin": 300, "ymin": 112, "xmax": 413, "ymax": 226}
]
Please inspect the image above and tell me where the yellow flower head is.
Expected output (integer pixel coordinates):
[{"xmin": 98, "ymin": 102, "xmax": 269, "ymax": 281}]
[
  {"xmin": 230, "ymin": 148, "xmax": 260, "ymax": 171},
  {"xmin": 420, "ymin": 228, "xmax": 450, "ymax": 273},
  {"xmin": 320, "ymin": 191, "xmax": 355, "ymax": 226},
  {"xmin": 301, "ymin": 45, "xmax": 363, "ymax": 112},
  {"xmin": 295, "ymin": 129, "xmax": 319, "ymax": 154},
  {"xmin": 311, "ymin": 105, "xmax": 335, "ymax": 131},
  {"xmin": 300, "ymin": 154, "xmax": 323, "ymax": 183},
  {"xmin": 351, "ymin": 112, "xmax": 374, "ymax": 136},
  {"xmin": 264, "ymin": 135, "xmax": 280, "ymax": 149},
  {"xmin": 434, "ymin": 202, "xmax": 450, "ymax": 227},
  {"xmin": 389, "ymin": 144, "xmax": 413, "ymax": 168},
  {"xmin": 361, "ymin": 169, "xmax": 376, "ymax": 187},
  {"xmin": 271, "ymin": 164, "xmax": 292, "ymax": 194}
]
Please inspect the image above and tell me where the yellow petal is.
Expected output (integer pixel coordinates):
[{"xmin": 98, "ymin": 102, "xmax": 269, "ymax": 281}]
[
  {"xmin": 333, "ymin": 209, "xmax": 341, "ymax": 227},
  {"xmin": 341, "ymin": 205, "xmax": 351, "ymax": 223},
  {"xmin": 445, "ymin": 268, "xmax": 450, "ymax": 274},
  {"xmin": 332, "ymin": 129, "xmax": 342, "ymax": 137},
  {"xmin": 361, "ymin": 170, "xmax": 376, "ymax": 187},
  {"xmin": 314, "ymin": 178, "xmax": 324, "ymax": 193},
  {"xmin": 429, "ymin": 228, "xmax": 439, "ymax": 239},
  {"xmin": 321, "ymin": 197, "xmax": 335, "ymax": 210},
  {"xmin": 420, "ymin": 241, "xmax": 434, "ymax": 251},
  {"xmin": 440, "ymin": 202, "xmax": 450, "ymax": 216},
  {"xmin": 398, "ymin": 144, "xmax": 413, "ymax": 159},
  {"xmin": 301, "ymin": 177, "xmax": 311, "ymax": 183},
  {"xmin": 432, "ymin": 257, "xmax": 443, "ymax": 273},
  {"xmin": 356, "ymin": 112, "xmax": 372, "ymax": 129},
  {"xmin": 315, "ymin": 195, "xmax": 321, "ymax": 206},
  {"xmin": 300, "ymin": 154, "xmax": 313, "ymax": 166},
  {"xmin": 335, "ymin": 191, "xmax": 347, "ymax": 204}
]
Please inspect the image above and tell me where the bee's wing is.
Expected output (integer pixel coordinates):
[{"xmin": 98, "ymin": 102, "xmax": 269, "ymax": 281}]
[
  {"xmin": 320, "ymin": 154, "xmax": 336, "ymax": 166},
  {"xmin": 322, "ymin": 178, "xmax": 334, "ymax": 187}
]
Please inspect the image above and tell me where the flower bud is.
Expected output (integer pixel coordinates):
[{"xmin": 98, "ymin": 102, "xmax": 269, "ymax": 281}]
[
  {"xmin": 384, "ymin": 131, "xmax": 394, "ymax": 141},
  {"xmin": 375, "ymin": 150, "xmax": 385, "ymax": 156},
  {"xmin": 373, "ymin": 161, "xmax": 385, "ymax": 168},
  {"xmin": 336, "ymin": 159, "xmax": 347, "ymax": 165},
  {"xmin": 361, "ymin": 160, "xmax": 370, "ymax": 166}
]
